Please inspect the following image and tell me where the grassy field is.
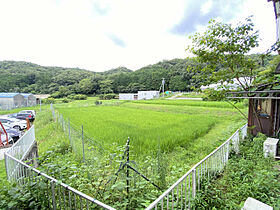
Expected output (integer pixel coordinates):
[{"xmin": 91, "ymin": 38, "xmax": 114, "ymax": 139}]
[
  {"xmin": 54, "ymin": 99, "xmax": 247, "ymax": 162},
  {"xmin": 56, "ymin": 106, "xmax": 217, "ymax": 154}
]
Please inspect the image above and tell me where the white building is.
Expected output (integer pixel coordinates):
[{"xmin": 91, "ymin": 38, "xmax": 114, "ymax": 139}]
[
  {"xmin": 137, "ymin": 91, "xmax": 159, "ymax": 100},
  {"xmin": 119, "ymin": 93, "xmax": 138, "ymax": 100},
  {"xmin": 119, "ymin": 91, "xmax": 159, "ymax": 100}
]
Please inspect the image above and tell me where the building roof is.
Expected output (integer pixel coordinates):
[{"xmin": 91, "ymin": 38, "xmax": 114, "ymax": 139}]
[
  {"xmin": 21, "ymin": 93, "xmax": 34, "ymax": 98},
  {"xmin": 0, "ymin": 93, "xmax": 21, "ymax": 98},
  {"xmin": 33, "ymin": 94, "xmax": 50, "ymax": 99}
]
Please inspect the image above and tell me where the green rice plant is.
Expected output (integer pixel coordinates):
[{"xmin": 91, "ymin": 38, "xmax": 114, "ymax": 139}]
[
  {"xmin": 56, "ymin": 106, "xmax": 217, "ymax": 156},
  {"xmin": 131, "ymin": 99, "xmax": 245, "ymax": 109}
]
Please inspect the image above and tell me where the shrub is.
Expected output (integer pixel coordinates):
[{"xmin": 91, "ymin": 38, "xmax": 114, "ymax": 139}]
[
  {"xmin": 50, "ymin": 91, "xmax": 61, "ymax": 98},
  {"xmin": 62, "ymin": 98, "xmax": 70, "ymax": 103},
  {"xmin": 68, "ymin": 94, "xmax": 87, "ymax": 100},
  {"xmin": 99, "ymin": 94, "xmax": 116, "ymax": 100},
  {"xmin": 42, "ymin": 97, "xmax": 55, "ymax": 104},
  {"xmin": 193, "ymin": 133, "xmax": 280, "ymax": 209}
]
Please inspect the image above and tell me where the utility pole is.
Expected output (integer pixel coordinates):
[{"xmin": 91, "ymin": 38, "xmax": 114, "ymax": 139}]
[{"xmin": 162, "ymin": 78, "xmax": 165, "ymax": 98}]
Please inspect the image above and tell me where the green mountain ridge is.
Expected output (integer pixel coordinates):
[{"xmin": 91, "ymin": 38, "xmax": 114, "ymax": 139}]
[{"xmin": 0, "ymin": 55, "xmax": 275, "ymax": 96}]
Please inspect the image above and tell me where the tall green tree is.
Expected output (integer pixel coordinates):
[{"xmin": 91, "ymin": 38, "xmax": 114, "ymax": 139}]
[{"xmin": 187, "ymin": 17, "xmax": 260, "ymax": 91}]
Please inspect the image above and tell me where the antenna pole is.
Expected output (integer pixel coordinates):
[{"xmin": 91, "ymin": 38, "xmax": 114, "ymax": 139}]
[{"xmin": 162, "ymin": 78, "xmax": 165, "ymax": 98}]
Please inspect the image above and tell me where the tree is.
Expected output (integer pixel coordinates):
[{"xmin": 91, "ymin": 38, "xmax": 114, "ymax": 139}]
[
  {"xmin": 186, "ymin": 17, "xmax": 279, "ymax": 133},
  {"xmin": 100, "ymin": 80, "xmax": 113, "ymax": 94},
  {"xmin": 187, "ymin": 17, "xmax": 260, "ymax": 91}
]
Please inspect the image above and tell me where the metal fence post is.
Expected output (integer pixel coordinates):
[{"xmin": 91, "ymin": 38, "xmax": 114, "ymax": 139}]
[
  {"xmin": 51, "ymin": 180, "xmax": 57, "ymax": 210},
  {"xmin": 127, "ymin": 137, "xmax": 130, "ymax": 201},
  {"xmin": 192, "ymin": 169, "xmax": 196, "ymax": 198},
  {"xmin": 68, "ymin": 119, "xmax": 71, "ymax": 144},
  {"xmin": 82, "ymin": 125, "xmax": 85, "ymax": 162}
]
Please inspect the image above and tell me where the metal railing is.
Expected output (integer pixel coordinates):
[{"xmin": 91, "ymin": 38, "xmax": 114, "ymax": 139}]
[
  {"xmin": 6, "ymin": 125, "xmax": 35, "ymax": 161},
  {"xmin": 145, "ymin": 124, "xmax": 247, "ymax": 210},
  {"xmin": 4, "ymin": 124, "xmax": 116, "ymax": 210},
  {"xmin": 5, "ymin": 125, "xmax": 36, "ymax": 181}
]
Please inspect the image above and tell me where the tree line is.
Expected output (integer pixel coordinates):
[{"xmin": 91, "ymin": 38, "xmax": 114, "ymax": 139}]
[{"xmin": 0, "ymin": 55, "xmax": 274, "ymax": 98}]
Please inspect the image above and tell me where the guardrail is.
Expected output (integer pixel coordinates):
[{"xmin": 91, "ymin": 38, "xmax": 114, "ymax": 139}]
[
  {"xmin": 145, "ymin": 124, "xmax": 247, "ymax": 210},
  {"xmin": 4, "ymin": 125, "xmax": 116, "ymax": 210}
]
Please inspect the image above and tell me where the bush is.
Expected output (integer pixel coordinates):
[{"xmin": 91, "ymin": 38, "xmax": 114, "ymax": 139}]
[
  {"xmin": 99, "ymin": 94, "xmax": 116, "ymax": 100},
  {"xmin": 67, "ymin": 94, "xmax": 87, "ymax": 100},
  {"xmin": 62, "ymin": 98, "xmax": 70, "ymax": 103},
  {"xmin": 95, "ymin": 100, "xmax": 102, "ymax": 105},
  {"xmin": 42, "ymin": 97, "xmax": 55, "ymax": 104},
  {"xmin": 193, "ymin": 133, "xmax": 280, "ymax": 209},
  {"xmin": 50, "ymin": 91, "xmax": 61, "ymax": 98}
]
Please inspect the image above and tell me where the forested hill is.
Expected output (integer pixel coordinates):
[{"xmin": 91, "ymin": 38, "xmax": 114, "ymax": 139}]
[
  {"xmin": 0, "ymin": 59, "xmax": 199, "ymax": 95},
  {"xmin": 0, "ymin": 55, "xmax": 274, "ymax": 97}
]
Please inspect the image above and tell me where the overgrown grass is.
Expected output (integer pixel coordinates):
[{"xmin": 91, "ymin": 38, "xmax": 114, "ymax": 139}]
[
  {"xmin": 34, "ymin": 109, "xmax": 69, "ymax": 155},
  {"xmin": 193, "ymin": 134, "xmax": 280, "ymax": 209},
  {"xmin": 0, "ymin": 159, "xmax": 6, "ymax": 180}
]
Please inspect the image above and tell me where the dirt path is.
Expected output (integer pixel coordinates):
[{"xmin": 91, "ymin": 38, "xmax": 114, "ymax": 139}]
[
  {"xmin": 167, "ymin": 93, "xmax": 202, "ymax": 100},
  {"xmin": 167, "ymin": 93, "xmax": 183, "ymax": 99}
]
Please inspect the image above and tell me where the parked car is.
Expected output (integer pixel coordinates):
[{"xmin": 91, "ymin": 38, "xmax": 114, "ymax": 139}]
[
  {"xmin": 1, "ymin": 124, "xmax": 21, "ymax": 142},
  {"xmin": 8, "ymin": 113, "xmax": 19, "ymax": 119},
  {"xmin": 16, "ymin": 113, "xmax": 35, "ymax": 122},
  {"xmin": 19, "ymin": 110, "xmax": 36, "ymax": 117},
  {"xmin": 0, "ymin": 117, "xmax": 27, "ymax": 130},
  {"xmin": 7, "ymin": 113, "xmax": 30, "ymax": 123}
]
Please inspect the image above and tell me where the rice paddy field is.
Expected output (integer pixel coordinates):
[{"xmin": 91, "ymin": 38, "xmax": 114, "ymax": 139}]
[{"xmin": 53, "ymin": 98, "xmax": 247, "ymax": 167}]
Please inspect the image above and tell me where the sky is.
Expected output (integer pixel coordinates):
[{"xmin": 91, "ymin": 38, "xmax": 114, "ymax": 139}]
[{"xmin": 0, "ymin": 0, "xmax": 276, "ymax": 72}]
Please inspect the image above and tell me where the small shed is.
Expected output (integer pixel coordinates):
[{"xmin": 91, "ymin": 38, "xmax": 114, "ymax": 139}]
[
  {"xmin": 227, "ymin": 90, "xmax": 280, "ymax": 137},
  {"xmin": 34, "ymin": 94, "xmax": 50, "ymax": 104},
  {"xmin": 21, "ymin": 93, "xmax": 37, "ymax": 107},
  {"xmin": 138, "ymin": 91, "xmax": 159, "ymax": 100},
  {"xmin": 0, "ymin": 93, "xmax": 25, "ymax": 110},
  {"xmin": 119, "ymin": 93, "xmax": 138, "ymax": 100}
]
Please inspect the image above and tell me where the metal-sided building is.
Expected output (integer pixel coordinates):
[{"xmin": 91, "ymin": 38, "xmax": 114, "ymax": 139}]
[
  {"xmin": 119, "ymin": 93, "xmax": 138, "ymax": 100},
  {"xmin": 138, "ymin": 91, "xmax": 159, "ymax": 100},
  {"xmin": 21, "ymin": 93, "xmax": 37, "ymax": 107},
  {"xmin": 0, "ymin": 93, "xmax": 25, "ymax": 110}
]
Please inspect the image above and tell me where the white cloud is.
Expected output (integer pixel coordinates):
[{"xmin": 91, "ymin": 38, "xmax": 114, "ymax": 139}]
[{"xmin": 0, "ymin": 0, "xmax": 277, "ymax": 72}]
